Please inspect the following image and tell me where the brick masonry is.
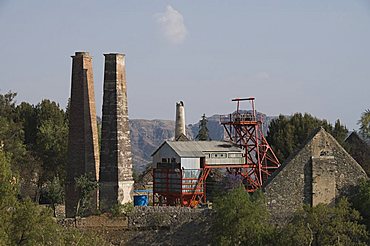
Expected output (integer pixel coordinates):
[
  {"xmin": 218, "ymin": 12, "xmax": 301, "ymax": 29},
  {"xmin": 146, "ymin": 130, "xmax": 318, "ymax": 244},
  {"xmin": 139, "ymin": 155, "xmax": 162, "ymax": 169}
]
[
  {"xmin": 100, "ymin": 53, "xmax": 134, "ymax": 211},
  {"xmin": 263, "ymin": 127, "xmax": 368, "ymax": 224},
  {"xmin": 65, "ymin": 52, "xmax": 100, "ymax": 218}
]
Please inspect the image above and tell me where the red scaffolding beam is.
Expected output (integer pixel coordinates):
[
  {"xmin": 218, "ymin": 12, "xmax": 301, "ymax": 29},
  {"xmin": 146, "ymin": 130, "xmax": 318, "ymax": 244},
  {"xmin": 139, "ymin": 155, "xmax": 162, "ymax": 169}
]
[{"xmin": 220, "ymin": 97, "xmax": 280, "ymax": 191}]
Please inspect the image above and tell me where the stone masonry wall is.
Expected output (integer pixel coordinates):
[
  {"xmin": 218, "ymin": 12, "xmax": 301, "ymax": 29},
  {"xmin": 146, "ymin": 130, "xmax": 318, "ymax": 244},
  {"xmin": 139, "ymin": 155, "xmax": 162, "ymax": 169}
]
[{"xmin": 264, "ymin": 128, "xmax": 367, "ymax": 224}]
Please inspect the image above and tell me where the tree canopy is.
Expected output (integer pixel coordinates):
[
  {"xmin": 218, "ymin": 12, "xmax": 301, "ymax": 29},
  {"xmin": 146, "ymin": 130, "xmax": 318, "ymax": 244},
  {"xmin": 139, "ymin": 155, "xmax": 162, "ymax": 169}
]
[
  {"xmin": 266, "ymin": 113, "xmax": 348, "ymax": 161},
  {"xmin": 196, "ymin": 114, "xmax": 210, "ymax": 141},
  {"xmin": 0, "ymin": 129, "xmax": 108, "ymax": 245},
  {"xmin": 359, "ymin": 109, "xmax": 370, "ymax": 139},
  {"xmin": 211, "ymin": 186, "xmax": 274, "ymax": 245},
  {"xmin": 278, "ymin": 198, "xmax": 369, "ymax": 246},
  {"xmin": 0, "ymin": 92, "xmax": 68, "ymax": 202}
]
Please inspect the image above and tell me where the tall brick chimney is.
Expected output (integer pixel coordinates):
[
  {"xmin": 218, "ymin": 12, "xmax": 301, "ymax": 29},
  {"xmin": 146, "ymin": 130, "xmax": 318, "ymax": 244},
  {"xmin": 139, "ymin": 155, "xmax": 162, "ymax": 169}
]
[
  {"xmin": 65, "ymin": 52, "xmax": 100, "ymax": 217},
  {"xmin": 99, "ymin": 53, "xmax": 134, "ymax": 211}
]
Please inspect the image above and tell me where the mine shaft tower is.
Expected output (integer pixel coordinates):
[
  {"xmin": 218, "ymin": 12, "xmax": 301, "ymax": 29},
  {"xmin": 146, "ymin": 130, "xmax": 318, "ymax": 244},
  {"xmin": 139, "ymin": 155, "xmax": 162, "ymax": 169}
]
[
  {"xmin": 220, "ymin": 97, "xmax": 280, "ymax": 191},
  {"xmin": 152, "ymin": 97, "xmax": 280, "ymax": 208}
]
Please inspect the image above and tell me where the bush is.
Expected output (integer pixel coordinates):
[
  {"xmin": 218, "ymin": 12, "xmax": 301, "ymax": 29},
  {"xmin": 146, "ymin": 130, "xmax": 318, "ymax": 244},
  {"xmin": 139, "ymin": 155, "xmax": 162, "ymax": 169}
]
[
  {"xmin": 278, "ymin": 198, "xmax": 369, "ymax": 246},
  {"xmin": 210, "ymin": 186, "xmax": 274, "ymax": 245},
  {"xmin": 110, "ymin": 202, "xmax": 134, "ymax": 217}
]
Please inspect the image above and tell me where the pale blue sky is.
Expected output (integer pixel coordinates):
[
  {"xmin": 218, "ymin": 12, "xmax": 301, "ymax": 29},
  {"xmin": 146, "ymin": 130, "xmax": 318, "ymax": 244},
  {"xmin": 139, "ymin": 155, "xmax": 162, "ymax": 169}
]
[{"xmin": 0, "ymin": 1, "xmax": 369, "ymax": 129}]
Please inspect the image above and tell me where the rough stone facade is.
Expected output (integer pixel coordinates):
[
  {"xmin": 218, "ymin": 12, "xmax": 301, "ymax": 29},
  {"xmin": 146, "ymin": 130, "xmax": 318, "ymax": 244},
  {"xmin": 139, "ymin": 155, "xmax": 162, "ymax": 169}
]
[
  {"xmin": 100, "ymin": 53, "xmax": 134, "ymax": 211},
  {"xmin": 345, "ymin": 131, "xmax": 370, "ymax": 177},
  {"xmin": 65, "ymin": 52, "xmax": 100, "ymax": 218},
  {"xmin": 263, "ymin": 127, "xmax": 367, "ymax": 223}
]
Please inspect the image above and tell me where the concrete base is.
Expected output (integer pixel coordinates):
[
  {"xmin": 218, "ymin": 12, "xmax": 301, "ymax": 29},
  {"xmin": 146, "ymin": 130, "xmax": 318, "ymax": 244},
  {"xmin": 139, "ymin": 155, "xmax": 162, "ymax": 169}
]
[
  {"xmin": 118, "ymin": 180, "xmax": 134, "ymax": 204},
  {"xmin": 99, "ymin": 180, "xmax": 134, "ymax": 211}
]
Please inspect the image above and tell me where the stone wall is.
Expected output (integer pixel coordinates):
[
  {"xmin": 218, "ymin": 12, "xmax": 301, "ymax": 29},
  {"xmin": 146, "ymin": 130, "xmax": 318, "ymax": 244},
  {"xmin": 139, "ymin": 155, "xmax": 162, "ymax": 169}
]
[
  {"xmin": 128, "ymin": 206, "xmax": 207, "ymax": 228},
  {"xmin": 264, "ymin": 128, "xmax": 368, "ymax": 224}
]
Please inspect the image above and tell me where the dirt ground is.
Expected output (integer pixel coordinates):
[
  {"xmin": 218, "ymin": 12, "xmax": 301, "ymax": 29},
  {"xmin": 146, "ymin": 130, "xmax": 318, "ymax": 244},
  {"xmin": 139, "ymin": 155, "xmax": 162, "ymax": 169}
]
[{"xmin": 80, "ymin": 216, "xmax": 213, "ymax": 246}]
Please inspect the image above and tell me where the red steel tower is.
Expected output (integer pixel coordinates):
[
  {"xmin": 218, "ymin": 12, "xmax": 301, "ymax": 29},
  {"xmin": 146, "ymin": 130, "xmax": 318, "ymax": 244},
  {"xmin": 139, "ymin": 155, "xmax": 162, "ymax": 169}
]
[{"xmin": 220, "ymin": 97, "xmax": 280, "ymax": 191}]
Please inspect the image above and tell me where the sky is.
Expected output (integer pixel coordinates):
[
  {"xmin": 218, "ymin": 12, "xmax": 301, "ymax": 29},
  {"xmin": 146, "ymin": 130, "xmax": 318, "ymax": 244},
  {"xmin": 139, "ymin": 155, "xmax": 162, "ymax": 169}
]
[{"xmin": 0, "ymin": 1, "xmax": 369, "ymax": 130}]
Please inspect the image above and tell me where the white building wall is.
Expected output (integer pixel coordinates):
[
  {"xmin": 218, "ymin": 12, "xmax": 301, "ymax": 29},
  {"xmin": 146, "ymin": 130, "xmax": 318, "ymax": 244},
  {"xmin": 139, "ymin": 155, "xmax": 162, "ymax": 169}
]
[
  {"xmin": 181, "ymin": 158, "xmax": 200, "ymax": 169},
  {"xmin": 152, "ymin": 143, "xmax": 181, "ymax": 168}
]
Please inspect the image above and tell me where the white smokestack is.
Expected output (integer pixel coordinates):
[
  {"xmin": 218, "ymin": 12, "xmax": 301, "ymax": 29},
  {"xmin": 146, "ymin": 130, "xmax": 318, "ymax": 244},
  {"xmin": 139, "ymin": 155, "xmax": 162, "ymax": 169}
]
[{"xmin": 175, "ymin": 101, "xmax": 186, "ymax": 140}]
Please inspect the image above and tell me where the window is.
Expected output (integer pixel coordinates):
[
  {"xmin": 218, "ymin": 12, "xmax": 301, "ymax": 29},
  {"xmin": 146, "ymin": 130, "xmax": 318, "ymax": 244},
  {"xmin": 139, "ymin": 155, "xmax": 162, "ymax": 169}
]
[
  {"xmin": 211, "ymin": 153, "xmax": 227, "ymax": 158},
  {"xmin": 228, "ymin": 153, "xmax": 243, "ymax": 158}
]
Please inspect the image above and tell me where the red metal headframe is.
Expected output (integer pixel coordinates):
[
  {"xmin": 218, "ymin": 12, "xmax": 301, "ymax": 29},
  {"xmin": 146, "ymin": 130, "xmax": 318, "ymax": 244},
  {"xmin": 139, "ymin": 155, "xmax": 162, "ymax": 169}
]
[{"xmin": 220, "ymin": 97, "xmax": 280, "ymax": 191}]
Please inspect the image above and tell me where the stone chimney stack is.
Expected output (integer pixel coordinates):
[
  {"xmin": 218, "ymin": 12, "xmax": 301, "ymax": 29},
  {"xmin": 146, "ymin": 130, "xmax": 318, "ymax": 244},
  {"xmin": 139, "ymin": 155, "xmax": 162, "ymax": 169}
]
[
  {"xmin": 175, "ymin": 101, "xmax": 186, "ymax": 140},
  {"xmin": 65, "ymin": 52, "xmax": 100, "ymax": 218},
  {"xmin": 99, "ymin": 53, "xmax": 134, "ymax": 211}
]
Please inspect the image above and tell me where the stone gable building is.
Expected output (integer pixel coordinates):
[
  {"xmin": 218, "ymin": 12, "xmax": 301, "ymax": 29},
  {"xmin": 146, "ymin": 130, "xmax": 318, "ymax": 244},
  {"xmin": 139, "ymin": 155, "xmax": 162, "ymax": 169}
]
[
  {"xmin": 263, "ymin": 127, "xmax": 367, "ymax": 223},
  {"xmin": 345, "ymin": 131, "xmax": 370, "ymax": 177}
]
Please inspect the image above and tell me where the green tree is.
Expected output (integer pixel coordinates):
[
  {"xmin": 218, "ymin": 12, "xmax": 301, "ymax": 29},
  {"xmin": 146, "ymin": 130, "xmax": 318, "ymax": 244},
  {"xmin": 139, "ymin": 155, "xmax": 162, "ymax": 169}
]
[
  {"xmin": 75, "ymin": 174, "xmax": 98, "ymax": 216},
  {"xmin": 196, "ymin": 114, "xmax": 210, "ymax": 141},
  {"xmin": 0, "ymin": 93, "xmax": 41, "ymax": 200},
  {"xmin": 211, "ymin": 186, "xmax": 274, "ymax": 245},
  {"xmin": 44, "ymin": 176, "xmax": 64, "ymax": 217},
  {"xmin": 34, "ymin": 100, "xmax": 68, "ymax": 185},
  {"xmin": 351, "ymin": 179, "xmax": 370, "ymax": 230},
  {"xmin": 9, "ymin": 199, "xmax": 64, "ymax": 245},
  {"xmin": 16, "ymin": 101, "xmax": 38, "ymax": 146},
  {"xmin": 267, "ymin": 113, "xmax": 348, "ymax": 161},
  {"xmin": 0, "ymin": 149, "xmax": 17, "ymax": 245},
  {"xmin": 359, "ymin": 109, "xmax": 370, "ymax": 139},
  {"xmin": 278, "ymin": 198, "xmax": 368, "ymax": 246}
]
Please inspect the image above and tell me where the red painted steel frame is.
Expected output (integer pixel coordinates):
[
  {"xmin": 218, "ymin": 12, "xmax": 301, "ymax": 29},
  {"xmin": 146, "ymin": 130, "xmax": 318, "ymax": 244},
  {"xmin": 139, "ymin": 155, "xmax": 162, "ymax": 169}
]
[
  {"xmin": 220, "ymin": 97, "xmax": 280, "ymax": 192},
  {"xmin": 153, "ymin": 168, "xmax": 211, "ymax": 207}
]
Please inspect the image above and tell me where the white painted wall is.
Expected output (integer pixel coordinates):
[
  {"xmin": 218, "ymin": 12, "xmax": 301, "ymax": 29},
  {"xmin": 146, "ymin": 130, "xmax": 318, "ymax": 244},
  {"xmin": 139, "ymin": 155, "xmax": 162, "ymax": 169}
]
[
  {"xmin": 181, "ymin": 157, "xmax": 200, "ymax": 169},
  {"xmin": 152, "ymin": 143, "xmax": 181, "ymax": 168}
]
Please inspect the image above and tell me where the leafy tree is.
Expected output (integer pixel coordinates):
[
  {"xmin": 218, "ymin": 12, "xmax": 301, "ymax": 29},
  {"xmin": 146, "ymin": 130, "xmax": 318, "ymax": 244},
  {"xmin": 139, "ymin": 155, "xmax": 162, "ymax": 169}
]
[
  {"xmin": 0, "ymin": 149, "xmax": 17, "ymax": 244},
  {"xmin": 351, "ymin": 179, "xmax": 370, "ymax": 230},
  {"xmin": 359, "ymin": 109, "xmax": 370, "ymax": 139},
  {"xmin": 211, "ymin": 186, "xmax": 274, "ymax": 245},
  {"xmin": 75, "ymin": 174, "xmax": 98, "ymax": 216},
  {"xmin": 0, "ymin": 93, "xmax": 41, "ymax": 200},
  {"xmin": 332, "ymin": 119, "xmax": 348, "ymax": 145},
  {"xmin": 16, "ymin": 101, "xmax": 38, "ymax": 146},
  {"xmin": 34, "ymin": 100, "xmax": 68, "ymax": 186},
  {"xmin": 0, "ymin": 91, "xmax": 18, "ymax": 119},
  {"xmin": 278, "ymin": 198, "xmax": 369, "ymax": 246},
  {"xmin": 196, "ymin": 114, "xmax": 210, "ymax": 141},
  {"xmin": 266, "ymin": 113, "xmax": 348, "ymax": 161},
  {"xmin": 44, "ymin": 176, "xmax": 64, "ymax": 217},
  {"xmin": 0, "ymin": 93, "xmax": 68, "ymax": 201},
  {"xmin": 9, "ymin": 199, "xmax": 64, "ymax": 245}
]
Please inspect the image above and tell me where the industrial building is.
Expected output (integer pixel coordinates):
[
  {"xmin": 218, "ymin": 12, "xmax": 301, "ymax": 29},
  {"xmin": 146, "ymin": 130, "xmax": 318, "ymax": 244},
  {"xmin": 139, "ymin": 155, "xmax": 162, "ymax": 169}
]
[
  {"xmin": 152, "ymin": 98, "xmax": 281, "ymax": 207},
  {"xmin": 152, "ymin": 140, "xmax": 245, "ymax": 206}
]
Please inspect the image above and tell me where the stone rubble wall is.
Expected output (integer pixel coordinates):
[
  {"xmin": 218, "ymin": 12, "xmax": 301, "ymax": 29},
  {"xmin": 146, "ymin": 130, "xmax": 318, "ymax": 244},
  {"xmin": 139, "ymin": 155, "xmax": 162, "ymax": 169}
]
[
  {"xmin": 58, "ymin": 206, "xmax": 209, "ymax": 230},
  {"xmin": 128, "ymin": 206, "xmax": 207, "ymax": 228}
]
